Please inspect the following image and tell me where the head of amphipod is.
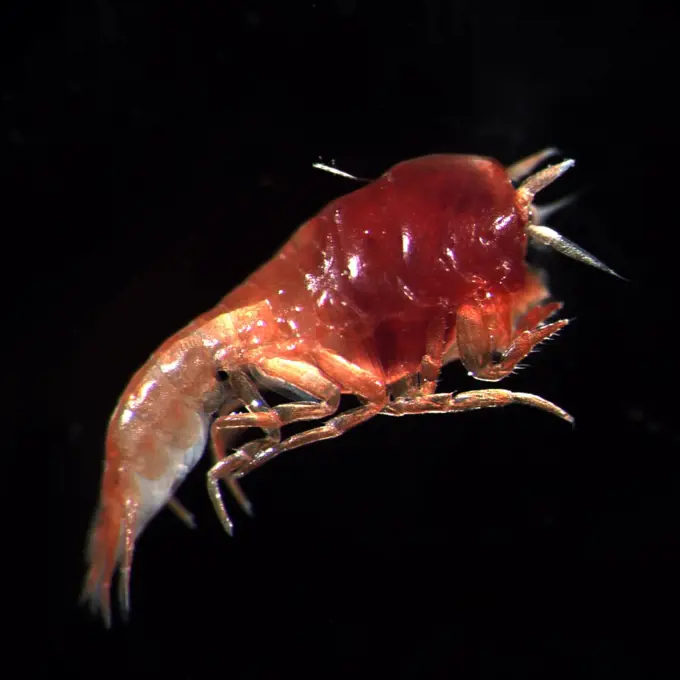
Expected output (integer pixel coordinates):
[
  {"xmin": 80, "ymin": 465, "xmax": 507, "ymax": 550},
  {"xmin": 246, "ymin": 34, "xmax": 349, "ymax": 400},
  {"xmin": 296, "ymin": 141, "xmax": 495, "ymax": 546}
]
[
  {"xmin": 365, "ymin": 150, "xmax": 622, "ymax": 384},
  {"xmin": 448, "ymin": 149, "xmax": 622, "ymax": 383}
]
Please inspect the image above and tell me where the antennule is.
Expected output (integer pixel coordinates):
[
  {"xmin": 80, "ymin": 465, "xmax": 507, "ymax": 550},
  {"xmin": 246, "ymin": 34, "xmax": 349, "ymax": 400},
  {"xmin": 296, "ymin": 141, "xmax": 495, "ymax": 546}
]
[
  {"xmin": 507, "ymin": 147, "xmax": 561, "ymax": 183},
  {"xmin": 518, "ymin": 159, "xmax": 576, "ymax": 202},
  {"xmin": 527, "ymin": 224, "xmax": 624, "ymax": 279},
  {"xmin": 531, "ymin": 193, "xmax": 579, "ymax": 224},
  {"xmin": 312, "ymin": 161, "xmax": 367, "ymax": 182}
]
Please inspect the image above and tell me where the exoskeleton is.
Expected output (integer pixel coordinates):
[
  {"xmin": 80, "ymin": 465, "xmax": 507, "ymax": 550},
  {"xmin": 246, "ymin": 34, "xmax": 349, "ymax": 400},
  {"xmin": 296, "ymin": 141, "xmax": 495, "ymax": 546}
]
[{"xmin": 83, "ymin": 148, "xmax": 618, "ymax": 625}]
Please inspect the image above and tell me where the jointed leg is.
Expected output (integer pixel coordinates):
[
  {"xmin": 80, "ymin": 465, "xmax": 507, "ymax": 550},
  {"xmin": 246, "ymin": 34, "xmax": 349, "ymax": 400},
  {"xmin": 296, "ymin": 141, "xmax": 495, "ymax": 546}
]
[
  {"xmin": 233, "ymin": 402, "xmax": 384, "ymax": 480},
  {"xmin": 206, "ymin": 362, "xmax": 341, "ymax": 535},
  {"xmin": 210, "ymin": 396, "xmax": 248, "ymax": 464},
  {"xmin": 478, "ymin": 318, "xmax": 568, "ymax": 382},
  {"xmin": 229, "ymin": 390, "xmax": 570, "ymax": 487},
  {"xmin": 206, "ymin": 370, "xmax": 280, "ymax": 534},
  {"xmin": 383, "ymin": 387, "xmax": 573, "ymax": 423},
  {"xmin": 456, "ymin": 300, "xmax": 570, "ymax": 383},
  {"xmin": 164, "ymin": 398, "xmax": 243, "ymax": 530},
  {"xmin": 117, "ymin": 495, "xmax": 137, "ymax": 622},
  {"xmin": 383, "ymin": 298, "xmax": 573, "ymax": 424},
  {"xmin": 229, "ymin": 350, "xmax": 389, "ymax": 478},
  {"xmin": 416, "ymin": 313, "xmax": 447, "ymax": 396},
  {"xmin": 390, "ymin": 314, "xmax": 448, "ymax": 400}
]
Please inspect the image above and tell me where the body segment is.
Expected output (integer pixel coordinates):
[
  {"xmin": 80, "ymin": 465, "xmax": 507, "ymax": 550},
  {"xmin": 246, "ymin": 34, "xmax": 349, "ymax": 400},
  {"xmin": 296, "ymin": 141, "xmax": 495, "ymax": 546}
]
[{"xmin": 83, "ymin": 150, "xmax": 614, "ymax": 625}]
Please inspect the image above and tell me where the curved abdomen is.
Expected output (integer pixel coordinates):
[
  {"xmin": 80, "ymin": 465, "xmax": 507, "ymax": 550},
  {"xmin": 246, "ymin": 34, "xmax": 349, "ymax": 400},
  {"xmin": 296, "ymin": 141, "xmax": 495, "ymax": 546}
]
[{"xmin": 84, "ymin": 329, "xmax": 225, "ymax": 616}]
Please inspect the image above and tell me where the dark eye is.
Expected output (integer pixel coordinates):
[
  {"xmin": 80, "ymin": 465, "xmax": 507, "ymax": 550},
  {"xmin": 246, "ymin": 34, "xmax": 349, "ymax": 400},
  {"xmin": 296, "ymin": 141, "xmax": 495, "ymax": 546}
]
[
  {"xmin": 216, "ymin": 369, "xmax": 229, "ymax": 382},
  {"xmin": 490, "ymin": 350, "xmax": 504, "ymax": 364}
]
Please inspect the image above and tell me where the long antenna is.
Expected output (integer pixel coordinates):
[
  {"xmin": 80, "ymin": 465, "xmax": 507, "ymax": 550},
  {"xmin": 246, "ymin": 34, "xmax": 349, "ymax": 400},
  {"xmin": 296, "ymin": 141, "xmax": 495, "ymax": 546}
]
[{"xmin": 312, "ymin": 159, "xmax": 369, "ymax": 182}]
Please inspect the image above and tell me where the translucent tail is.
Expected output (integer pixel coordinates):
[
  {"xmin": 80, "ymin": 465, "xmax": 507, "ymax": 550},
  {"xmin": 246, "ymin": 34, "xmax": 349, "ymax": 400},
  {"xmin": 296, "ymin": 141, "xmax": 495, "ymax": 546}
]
[{"xmin": 80, "ymin": 447, "xmax": 127, "ymax": 628}]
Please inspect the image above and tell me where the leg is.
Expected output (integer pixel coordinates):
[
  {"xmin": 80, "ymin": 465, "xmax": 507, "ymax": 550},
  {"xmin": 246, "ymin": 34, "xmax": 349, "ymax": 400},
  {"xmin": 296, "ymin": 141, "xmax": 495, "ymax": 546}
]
[
  {"xmin": 210, "ymin": 396, "xmax": 248, "ymax": 465},
  {"xmin": 208, "ymin": 414, "xmax": 289, "ymax": 535},
  {"xmin": 456, "ymin": 299, "xmax": 570, "ymax": 383},
  {"xmin": 388, "ymin": 314, "xmax": 449, "ymax": 400},
  {"xmin": 417, "ymin": 313, "xmax": 448, "ymax": 396},
  {"xmin": 117, "ymin": 495, "xmax": 137, "ymax": 622},
  {"xmin": 206, "ymin": 369, "xmax": 281, "ymax": 535},
  {"xmin": 164, "ymin": 396, "xmax": 246, "ymax": 530},
  {"xmin": 383, "ymin": 298, "xmax": 573, "ymax": 423},
  {"xmin": 233, "ymin": 402, "xmax": 383, "ymax": 480},
  {"xmin": 230, "ymin": 351, "xmax": 388, "ymax": 480},
  {"xmin": 514, "ymin": 301, "xmax": 562, "ymax": 334},
  {"xmin": 383, "ymin": 387, "xmax": 573, "ymax": 423},
  {"xmin": 206, "ymin": 361, "xmax": 341, "ymax": 535},
  {"xmin": 167, "ymin": 497, "xmax": 196, "ymax": 529}
]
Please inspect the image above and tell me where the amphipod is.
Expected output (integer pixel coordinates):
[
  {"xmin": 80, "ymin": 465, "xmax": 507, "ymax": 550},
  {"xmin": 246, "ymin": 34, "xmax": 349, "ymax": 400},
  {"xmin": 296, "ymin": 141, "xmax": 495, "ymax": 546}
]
[{"xmin": 83, "ymin": 149, "xmax": 619, "ymax": 625}]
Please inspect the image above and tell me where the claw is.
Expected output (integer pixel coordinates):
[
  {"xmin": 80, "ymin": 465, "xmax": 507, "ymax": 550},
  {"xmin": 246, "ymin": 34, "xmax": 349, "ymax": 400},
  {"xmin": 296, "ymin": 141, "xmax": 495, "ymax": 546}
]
[
  {"xmin": 118, "ymin": 566, "xmax": 131, "ymax": 621},
  {"xmin": 99, "ymin": 582, "xmax": 112, "ymax": 629},
  {"xmin": 511, "ymin": 391, "xmax": 575, "ymax": 425},
  {"xmin": 207, "ymin": 468, "xmax": 235, "ymax": 536},
  {"xmin": 206, "ymin": 452, "xmax": 254, "ymax": 535},
  {"xmin": 226, "ymin": 476, "xmax": 254, "ymax": 517}
]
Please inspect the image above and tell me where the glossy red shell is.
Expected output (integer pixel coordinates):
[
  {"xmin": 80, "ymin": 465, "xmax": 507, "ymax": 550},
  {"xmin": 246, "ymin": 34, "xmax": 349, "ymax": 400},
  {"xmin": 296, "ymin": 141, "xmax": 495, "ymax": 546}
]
[
  {"xmin": 320, "ymin": 154, "xmax": 528, "ymax": 305},
  {"xmin": 222, "ymin": 154, "xmax": 531, "ymax": 384}
]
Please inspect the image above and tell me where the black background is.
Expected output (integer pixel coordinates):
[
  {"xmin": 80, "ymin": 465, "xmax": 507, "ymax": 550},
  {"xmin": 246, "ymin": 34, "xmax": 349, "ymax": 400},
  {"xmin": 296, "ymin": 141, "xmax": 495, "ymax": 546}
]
[{"xmin": 6, "ymin": 1, "xmax": 678, "ymax": 677}]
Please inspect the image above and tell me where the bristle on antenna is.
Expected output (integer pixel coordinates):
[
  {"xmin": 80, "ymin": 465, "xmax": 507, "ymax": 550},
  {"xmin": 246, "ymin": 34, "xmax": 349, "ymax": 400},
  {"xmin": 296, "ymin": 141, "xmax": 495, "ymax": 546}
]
[
  {"xmin": 527, "ymin": 224, "xmax": 624, "ymax": 279},
  {"xmin": 518, "ymin": 159, "xmax": 576, "ymax": 202},
  {"xmin": 312, "ymin": 162, "xmax": 365, "ymax": 182},
  {"xmin": 507, "ymin": 147, "xmax": 561, "ymax": 183}
]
